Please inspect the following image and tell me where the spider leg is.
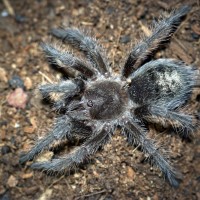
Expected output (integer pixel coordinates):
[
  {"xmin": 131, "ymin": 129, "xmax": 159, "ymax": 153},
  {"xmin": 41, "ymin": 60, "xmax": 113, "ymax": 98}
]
[
  {"xmin": 122, "ymin": 6, "xmax": 190, "ymax": 77},
  {"xmin": 19, "ymin": 116, "xmax": 72, "ymax": 164},
  {"xmin": 39, "ymin": 78, "xmax": 84, "ymax": 111},
  {"xmin": 134, "ymin": 105, "xmax": 197, "ymax": 136},
  {"xmin": 30, "ymin": 123, "xmax": 113, "ymax": 172},
  {"xmin": 51, "ymin": 93, "xmax": 70, "ymax": 112},
  {"xmin": 39, "ymin": 78, "xmax": 84, "ymax": 96},
  {"xmin": 41, "ymin": 43, "xmax": 96, "ymax": 78},
  {"xmin": 19, "ymin": 116, "xmax": 92, "ymax": 164},
  {"xmin": 123, "ymin": 119, "xmax": 181, "ymax": 187},
  {"xmin": 51, "ymin": 28, "xmax": 109, "ymax": 75}
]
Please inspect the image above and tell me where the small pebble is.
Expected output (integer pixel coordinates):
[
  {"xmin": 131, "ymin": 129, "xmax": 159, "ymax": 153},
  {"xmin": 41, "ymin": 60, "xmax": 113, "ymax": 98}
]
[
  {"xmin": 7, "ymin": 88, "xmax": 28, "ymax": 109},
  {"xmin": 1, "ymin": 145, "xmax": 11, "ymax": 155},
  {"xmin": 191, "ymin": 23, "xmax": 200, "ymax": 35},
  {"xmin": 14, "ymin": 123, "xmax": 20, "ymax": 128},
  {"xmin": 120, "ymin": 35, "xmax": 131, "ymax": 44},
  {"xmin": 15, "ymin": 14, "xmax": 27, "ymax": 23},
  {"xmin": 191, "ymin": 32, "xmax": 200, "ymax": 40},
  {"xmin": 0, "ymin": 67, "xmax": 8, "ymax": 82},
  {"xmin": 0, "ymin": 185, "xmax": 6, "ymax": 195},
  {"xmin": 24, "ymin": 77, "xmax": 33, "ymax": 90},
  {"xmin": 0, "ymin": 121, "xmax": 7, "ymax": 126},
  {"xmin": 38, "ymin": 189, "xmax": 52, "ymax": 200},
  {"xmin": 106, "ymin": 6, "xmax": 115, "ymax": 14},
  {"xmin": 153, "ymin": 194, "xmax": 159, "ymax": 200},
  {"xmin": 0, "ymin": 192, "xmax": 10, "ymax": 200},
  {"xmin": 126, "ymin": 166, "xmax": 135, "ymax": 180},
  {"xmin": 1, "ymin": 10, "xmax": 9, "ymax": 17},
  {"xmin": 7, "ymin": 175, "xmax": 18, "ymax": 188},
  {"xmin": 8, "ymin": 75, "xmax": 24, "ymax": 89}
]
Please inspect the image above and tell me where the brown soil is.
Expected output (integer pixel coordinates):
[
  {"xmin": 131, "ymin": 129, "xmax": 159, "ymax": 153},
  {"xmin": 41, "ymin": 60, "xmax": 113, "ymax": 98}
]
[{"xmin": 0, "ymin": 0, "xmax": 200, "ymax": 200}]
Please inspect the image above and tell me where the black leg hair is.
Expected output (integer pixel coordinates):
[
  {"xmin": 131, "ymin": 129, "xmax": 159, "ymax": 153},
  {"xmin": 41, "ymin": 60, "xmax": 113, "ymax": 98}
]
[
  {"xmin": 39, "ymin": 78, "xmax": 84, "ymax": 112},
  {"xmin": 51, "ymin": 28, "xmax": 109, "ymax": 75},
  {"xmin": 52, "ymin": 93, "xmax": 70, "ymax": 112},
  {"xmin": 134, "ymin": 105, "xmax": 196, "ymax": 135},
  {"xmin": 31, "ymin": 123, "xmax": 113, "ymax": 172},
  {"xmin": 67, "ymin": 110, "xmax": 90, "ymax": 121},
  {"xmin": 19, "ymin": 116, "xmax": 73, "ymax": 164},
  {"xmin": 122, "ymin": 6, "xmax": 190, "ymax": 77},
  {"xmin": 123, "ymin": 119, "xmax": 181, "ymax": 187},
  {"xmin": 41, "ymin": 43, "xmax": 96, "ymax": 78},
  {"xmin": 66, "ymin": 100, "xmax": 91, "ymax": 121},
  {"xmin": 19, "ymin": 116, "xmax": 92, "ymax": 164},
  {"xmin": 39, "ymin": 78, "xmax": 84, "ymax": 97}
]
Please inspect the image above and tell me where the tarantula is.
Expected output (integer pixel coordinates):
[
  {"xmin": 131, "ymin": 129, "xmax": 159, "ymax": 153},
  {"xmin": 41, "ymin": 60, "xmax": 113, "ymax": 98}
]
[{"xmin": 20, "ymin": 6, "xmax": 199, "ymax": 187}]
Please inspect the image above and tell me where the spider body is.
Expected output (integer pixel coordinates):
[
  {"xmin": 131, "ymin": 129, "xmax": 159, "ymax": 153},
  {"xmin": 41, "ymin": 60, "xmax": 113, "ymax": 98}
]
[{"xmin": 20, "ymin": 6, "xmax": 199, "ymax": 187}]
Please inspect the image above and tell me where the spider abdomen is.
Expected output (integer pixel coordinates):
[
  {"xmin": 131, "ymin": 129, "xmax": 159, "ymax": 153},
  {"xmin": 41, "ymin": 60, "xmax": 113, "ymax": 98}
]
[
  {"xmin": 84, "ymin": 80, "xmax": 128, "ymax": 120},
  {"xmin": 128, "ymin": 59, "xmax": 195, "ymax": 106}
]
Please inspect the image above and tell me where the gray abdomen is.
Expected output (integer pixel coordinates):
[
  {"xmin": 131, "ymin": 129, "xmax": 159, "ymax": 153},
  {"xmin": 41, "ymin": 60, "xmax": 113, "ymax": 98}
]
[{"xmin": 128, "ymin": 59, "xmax": 194, "ymax": 106}]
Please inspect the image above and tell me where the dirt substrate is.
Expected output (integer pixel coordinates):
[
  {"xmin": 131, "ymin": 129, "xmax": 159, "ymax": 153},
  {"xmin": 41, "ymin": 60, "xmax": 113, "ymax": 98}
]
[{"xmin": 0, "ymin": 0, "xmax": 200, "ymax": 199}]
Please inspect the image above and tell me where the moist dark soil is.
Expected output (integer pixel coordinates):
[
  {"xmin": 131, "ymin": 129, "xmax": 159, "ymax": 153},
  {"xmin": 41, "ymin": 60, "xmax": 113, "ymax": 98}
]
[{"xmin": 0, "ymin": 0, "xmax": 200, "ymax": 200}]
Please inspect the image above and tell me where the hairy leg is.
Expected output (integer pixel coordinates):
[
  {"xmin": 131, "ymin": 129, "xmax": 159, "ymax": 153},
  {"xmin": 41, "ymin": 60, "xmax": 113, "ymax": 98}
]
[
  {"xmin": 41, "ymin": 43, "xmax": 96, "ymax": 78},
  {"xmin": 39, "ymin": 78, "xmax": 84, "ymax": 111},
  {"xmin": 51, "ymin": 93, "xmax": 70, "ymax": 112},
  {"xmin": 51, "ymin": 28, "xmax": 109, "ymax": 75},
  {"xmin": 31, "ymin": 123, "xmax": 113, "ymax": 172},
  {"xmin": 19, "ymin": 116, "xmax": 92, "ymax": 164},
  {"xmin": 39, "ymin": 78, "xmax": 84, "ymax": 97},
  {"xmin": 66, "ymin": 100, "xmax": 91, "ymax": 121},
  {"xmin": 123, "ymin": 119, "xmax": 181, "ymax": 187},
  {"xmin": 122, "ymin": 6, "xmax": 190, "ymax": 77},
  {"xmin": 134, "ymin": 105, "xmax": 197, "ymax": 135}
]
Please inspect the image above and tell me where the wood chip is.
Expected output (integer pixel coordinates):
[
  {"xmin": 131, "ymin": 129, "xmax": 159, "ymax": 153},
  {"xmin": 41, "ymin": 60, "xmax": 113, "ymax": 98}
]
[
  {"xmin": 0, "ymin": 130, "xmax": 6, "ymax": 140},
  {"xmin": 127, "ymin": 166, "xmax": 135, "ymax": 180},
  {"xmin": 23, "ymin": 126, "xmax": 35, "ymax": 134},
  {"xmin": 22, "ymin": 141, "xmax": 33, "ymax": 151},
  {"xmin": 21, "ymin": 172, "xmax": 33, "ymax": 179}
]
